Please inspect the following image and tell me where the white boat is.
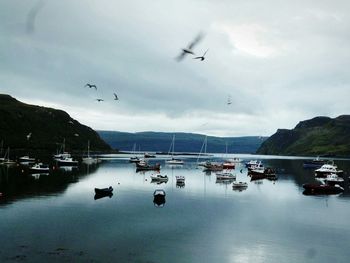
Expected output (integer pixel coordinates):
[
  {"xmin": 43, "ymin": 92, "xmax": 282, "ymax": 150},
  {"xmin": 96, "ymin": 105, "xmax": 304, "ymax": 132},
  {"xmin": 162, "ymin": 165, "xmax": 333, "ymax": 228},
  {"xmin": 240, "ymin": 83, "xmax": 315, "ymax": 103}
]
[
  {"xmin": 245, "ymin": 160, "xmax": 259, "ymax": 168},
  {"xmin": 247, "ymin": 161, "xmax": 264, "ymax": 171},
  {"xmin": 57, "ymin": 157, "xmax": 78, "ymax": 166},
  {"xmin": 197, "ymin": 136, "xmax": 212, "ymax": 166},
  {"xmin": 82, "ymin": 140, "xmax": 99, "ymax": 164},
  {"xmin": 53, "ymin": 138, "xmax": 71, "ymax": 160},
  {"xmin": 1, "ymin": 147, "xmax": 16, "ymax": 165},
  {"xmin": 216, "ymin": 171, "xmax": 236, "ymax": 180},
  {"xmin": 232, "ymin": 181, "xmax": 248, "ymax": 189},
  {"xmin": 153, "ymin": 189, "xmax": 166, "ymax": 197},
  {"xmin": 19, "ymin": 156, "xmax": 36, "ymax": 163},
  {"xmin": 166, "ymin": 135, "xmax": 184, "ymax": 165},
  {"xmin": 129, "ymin": 143, "xmax": 140, "ymax": 163},
  {"xmin": 315, "ymin": 164, "xmax": 343, "ymax": 178},
  {"xmin": 175, "ymin": 175, "xmax": 185, "ymax": 183},
  {"xmin": 29, "ymin": 163, "xmax": 50, "ymax": 173},
  {"xmin": 150, "ymin": 174, "xmax": 169, "ymax": 182},
  {"xmin": 324, "ymin": 173, "xmax": 344, "ymax": 184}
]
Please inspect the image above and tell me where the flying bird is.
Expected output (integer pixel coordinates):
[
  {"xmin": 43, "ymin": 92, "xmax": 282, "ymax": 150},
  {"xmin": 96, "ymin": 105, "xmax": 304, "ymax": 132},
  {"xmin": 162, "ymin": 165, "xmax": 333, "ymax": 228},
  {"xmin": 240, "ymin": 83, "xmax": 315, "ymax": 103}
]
[
  {"xmin": 113, "ymin": 93, "xmax": 119, "ymax": 100},
  {"xmin": 176, "ymin": 33, "xmax": 204, "ymax": 61},
  {"xmin": 227, "ymin": 95, "xmax": 232, "ymax": 105},
  {"xmin": 96, "ymin": 99, "xmax": 104, "ymax": 102},
  {"xmin": 85, "ymin": 83, "xmax": 97, "ymax": 90},
  {"xmin": 26, "ymin": 132, "xmax": 32, "ymax": 140},
  {"xmin": 193, "ymin": 49, "xmax": 209, "ymax": 61}
]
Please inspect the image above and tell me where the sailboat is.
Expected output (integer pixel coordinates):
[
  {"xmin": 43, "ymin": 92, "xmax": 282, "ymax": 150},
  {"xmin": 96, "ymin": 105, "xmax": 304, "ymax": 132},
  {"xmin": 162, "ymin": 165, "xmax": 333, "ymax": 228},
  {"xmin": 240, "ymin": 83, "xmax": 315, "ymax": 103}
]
[
  {"xmin": 197, "ymin": 136, "xmax": 211, "ymax": 167},
  {"xmin": 82, "ymin": 140, "xmax": 99, "ymax": 164},
  {"xmin": 2, "ymin": 147, "xmax": 16, "ymax": 165},
  {"xmin": 165, "ymin": 135, "xmax": 184, "ymax": 165},
  {"xmin": 129, "ymin": 143, "xmax": 140, "ymax": 163}
]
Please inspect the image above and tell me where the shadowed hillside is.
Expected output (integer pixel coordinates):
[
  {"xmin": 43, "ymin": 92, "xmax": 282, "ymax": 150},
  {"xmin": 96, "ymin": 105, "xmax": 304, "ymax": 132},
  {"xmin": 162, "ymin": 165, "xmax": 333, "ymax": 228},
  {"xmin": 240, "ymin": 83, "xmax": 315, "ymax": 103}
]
[
  {"xmin": 257, "ymin": 115, "xmax": 350, "ymax": 157},
  {"xmin": 0, "ymin": 94, "xmax": 111, "ymax": 152}
]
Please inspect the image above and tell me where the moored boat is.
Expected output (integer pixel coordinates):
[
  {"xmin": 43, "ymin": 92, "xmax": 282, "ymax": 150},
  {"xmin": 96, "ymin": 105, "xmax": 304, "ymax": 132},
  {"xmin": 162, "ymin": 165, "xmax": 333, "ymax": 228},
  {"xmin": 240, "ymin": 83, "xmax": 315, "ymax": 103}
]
[
  {"xmin": 29, "ymin": 163, "xmax": 50, "ymax": 173},
  {"xmin": 315, "ymin": 164, "xmax": 343, "ymax": 178},
  {"xmin": 19, "ymin": 156, "xmax": 36, "ymax": 163},
  {"xmin": 175, "ymin": 175, "xmax": 185, "ymax": 183},
  {"xmin": 216, "ymin": 171, "xmax": 236, "ymax": 180},
  {"xmin": 94, "ymin": 186, "xmax": 113, "ymax": 195},
  {"xmin": 302, "ymin": 183, "xmax": 344, "ymax": 195},
  {"xmin": 232, "ymin": 181, "xmax": 248, "ymax": 189},
  {"xmin": 136, "ymin": 161, "xmax": 161, "ymax": 171},
  {"xmin": 150, "ymin": 174, "xmax": 168, "ymax": 182},
  {"xmin": 324, "ymin": 173, "xmax": 344, "ymax": 185},
  {"xmin": 57, "ymin": 157, "xmax": 78, "ymax": 166},
  {"xmin": 153, "ymin": 189, "xmax": 166, "ymax": 207},
  {"xmin": 303, "ymin": 157, "xmax": 326, "ymax": 168}
]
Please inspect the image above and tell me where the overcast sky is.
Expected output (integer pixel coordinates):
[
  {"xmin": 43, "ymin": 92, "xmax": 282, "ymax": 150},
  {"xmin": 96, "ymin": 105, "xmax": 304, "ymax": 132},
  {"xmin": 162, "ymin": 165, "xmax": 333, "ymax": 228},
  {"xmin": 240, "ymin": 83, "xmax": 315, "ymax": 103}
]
[{"xmin": 1, "ymin": 0, "xmax": 349, "ymax": 137}]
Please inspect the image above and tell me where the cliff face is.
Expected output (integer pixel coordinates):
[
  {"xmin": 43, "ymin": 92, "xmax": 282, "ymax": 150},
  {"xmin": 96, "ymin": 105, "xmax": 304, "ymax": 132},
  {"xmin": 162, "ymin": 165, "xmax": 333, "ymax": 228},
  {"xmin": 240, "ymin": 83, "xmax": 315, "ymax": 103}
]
[
  {"xmin": 256, "ymin": 115, "xmax": 350, "ymax": 157},
  {"xmin": 0, "ymin": 94, "xmax": 111, "ymax": 152}
]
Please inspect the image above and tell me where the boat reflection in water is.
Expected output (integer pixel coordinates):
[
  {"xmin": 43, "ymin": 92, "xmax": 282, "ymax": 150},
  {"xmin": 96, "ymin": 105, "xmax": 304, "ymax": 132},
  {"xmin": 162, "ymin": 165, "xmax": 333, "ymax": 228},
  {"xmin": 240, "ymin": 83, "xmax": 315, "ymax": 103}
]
[{"xmin": 153, "ymin": 189, "xmax": 166, "ymax": 207}]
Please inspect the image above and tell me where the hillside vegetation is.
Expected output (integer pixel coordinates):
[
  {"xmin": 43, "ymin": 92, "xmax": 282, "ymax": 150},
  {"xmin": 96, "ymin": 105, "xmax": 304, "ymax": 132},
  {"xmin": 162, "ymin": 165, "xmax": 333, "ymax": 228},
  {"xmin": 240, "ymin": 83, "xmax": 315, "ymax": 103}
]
[
  {"xmin": 0, "ymin": 94, "xmax": 111, "ymax": 152},
  {"xmin": 257, "ymin": 115, "xmax": 350, "ymax": 157},
  {"xmin": 98, "ymin": 131, "xmax": 266, "ymax": 154}
]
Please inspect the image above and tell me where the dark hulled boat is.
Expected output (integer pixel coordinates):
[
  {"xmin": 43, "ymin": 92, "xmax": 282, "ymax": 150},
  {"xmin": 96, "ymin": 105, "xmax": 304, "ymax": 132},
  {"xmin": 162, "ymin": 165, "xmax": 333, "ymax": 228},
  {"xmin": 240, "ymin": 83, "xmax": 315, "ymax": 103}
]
[{"xmin": 302, "ymin": 183, "xmax": 344, "ymax": 195}]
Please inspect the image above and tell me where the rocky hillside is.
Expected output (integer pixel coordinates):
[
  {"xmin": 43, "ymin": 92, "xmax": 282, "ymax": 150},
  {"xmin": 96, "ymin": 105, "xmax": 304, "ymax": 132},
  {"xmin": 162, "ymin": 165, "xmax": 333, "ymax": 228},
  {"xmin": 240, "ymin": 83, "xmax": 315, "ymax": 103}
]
[
  {"xmin": 0, "ymin": 94, "xmax": 111, "ymax": 152},
  {"xmin": 257, "ymin": 115, "xmax": 350, "ymax": 157}
]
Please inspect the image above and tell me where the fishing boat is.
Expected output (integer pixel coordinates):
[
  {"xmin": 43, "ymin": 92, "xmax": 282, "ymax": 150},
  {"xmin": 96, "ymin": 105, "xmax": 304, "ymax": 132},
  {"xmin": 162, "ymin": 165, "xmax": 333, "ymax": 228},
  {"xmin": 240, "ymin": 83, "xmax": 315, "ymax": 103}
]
[
  {"xmin": 165, "ymin": 135, "xmax": 184, "ymax": 165},
  {"xmin": 247, "ymin": 161, "xmax": 264, "ymax": 171},
  {"xmin": 175, "ymin": 175, "xmax": 185, "ymax": 183},
  {"xmin": 302, "ymin": 183, "xmax": 344, "ymax": 195},
  {"xmin": 150, "ymin": 174, "xmax": 168, "ymax": 182},
  {"xmin": 144, "ymin": 152, "xmax": 156, "ymax": 158},
  {"xmin": 216, "ymin": 171, "xmax": 236, "ymax": 180},
  {"xmin": 29, "ymin": 163, "xmax": 50, "ymax": 173},
  {"xmin": 245, "ymin": 160, "xmax": 259, "ymax": 168},
  {"xmin": 232, "ymin": 181, "xmax": 248, "ymax": 189},
  {"xmin": 136, "ymin": 161, "xmax": 161, "ymax": 171},
  {"xmin": 223, "ymin": 161, "xmax": 235, "ymax": 170},
  {"xmin": 203, "ymin": 162, "xmax": 223, "ymax": 171}
]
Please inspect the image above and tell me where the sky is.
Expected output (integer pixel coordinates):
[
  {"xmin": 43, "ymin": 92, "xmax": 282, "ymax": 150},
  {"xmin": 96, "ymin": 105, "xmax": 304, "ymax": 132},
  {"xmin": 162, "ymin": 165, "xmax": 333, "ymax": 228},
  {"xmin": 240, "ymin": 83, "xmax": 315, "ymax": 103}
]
[{"xmin": 1, "ymin": 0, "xmax": 349, "ymax": 137}]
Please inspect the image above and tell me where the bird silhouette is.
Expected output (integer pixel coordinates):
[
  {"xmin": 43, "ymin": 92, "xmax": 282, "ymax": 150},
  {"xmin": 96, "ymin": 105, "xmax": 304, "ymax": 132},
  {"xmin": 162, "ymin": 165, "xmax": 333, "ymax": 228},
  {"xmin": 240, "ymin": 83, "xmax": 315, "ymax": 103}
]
[
  {"xmin": 113, "ymin": 93, "xmax": 119, "ymax": 100},
  {"xmin": 176, "ymin": 33, "xmax": 204, "ymax": 61},
  {"xmin": 193, "ymin": 49, "xmax": 209, "ymax": 61},
  {"xmin": 85, "ymin": 83, "xmax": 97, "ymax": 90},
  {"xmin": 96, "ymin": 99, "xmax": 104, "ymax": 102},
  {"xmin": 26, "ymin": 132, "xmax": 32, "ymax": 140},
  {"xmin": 227, "ymin": 95, "xmax": 232, "ymax": 105}
]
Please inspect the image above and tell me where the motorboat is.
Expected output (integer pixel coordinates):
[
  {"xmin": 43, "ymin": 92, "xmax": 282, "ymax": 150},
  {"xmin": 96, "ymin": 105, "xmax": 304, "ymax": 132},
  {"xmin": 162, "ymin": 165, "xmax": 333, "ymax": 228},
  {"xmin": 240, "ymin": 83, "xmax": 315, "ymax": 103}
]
[
  {"xmin": 232, "ymin": 181, "xmax": 248, "ymax": 189},
  {"xmin": 175, "ymin": 175, "xmax": 185, "ymax": 183},
  {"xmin": 302, "ymin": 183, "xmax": 344, "ymax": 195},
  {"xmin": 129, "ymin": 156, "xmax": 140, "ymax": 163},
  {"xmin": 324, "ymin": 173, "xmax": 344, "ymax": 185},
  {"xmin": 150, "ymin": 174, "xmax": 168, "ymax": 182},
  {"xmin": 144, "ymin": 152, "xmax": 156, "ymax": 158},
  {"xmin": 203, "ymin": 162, "xmax": 223, "ymax": 171},
  {"xmin": 303, "ymin": 157, "xmax": 326, "ymax": 168},
  {"xmin": 315, "ymin": 164, "xmax": 343, "ymax": 178},
  {"xmin": 216, "ymin": 171, "xmax": 236, "ymax": 180},
  {"xmin": 136, "ymin": 161, "xmax": 161, "ymax": 171},
  {"xmin": 57, "ymin": 157, "xmax": 78, "ymax": 166},
  {"xmin": 223, "ymin": 161, "xmax": 235, "ymax": 170},
  {"xmin": 245, "ymin": 160, "xmax": 258, "ymax": 168},
  {"xmin": 166, "ymin": 158, "xmax": 184, "ymax": 165},
  {"xmin": 247, "ymin": 161, "xmax": 264, "ymax": 171},
  {"xmin": 54, "ymin": 152, "xmax": 71, "ymax": 160},
  {"xmin": 29, "ymin": 163, "xmax": 50, "ymax": 173},
  {"xmin": 19, "ymin": 156, "xmax": 35, "ymax": 163},
  {"xmin": 153, "ymin": 189, "xmax": 166, "ymax": 207}
]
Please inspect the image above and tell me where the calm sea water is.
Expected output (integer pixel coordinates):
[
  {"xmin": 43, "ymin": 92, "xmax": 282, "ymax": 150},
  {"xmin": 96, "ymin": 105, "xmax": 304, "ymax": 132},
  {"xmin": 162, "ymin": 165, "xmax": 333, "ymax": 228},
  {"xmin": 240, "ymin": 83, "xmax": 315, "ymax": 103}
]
[{"xmin": 1, "ymin": 154, "xmax": 350, "ymax": 263}]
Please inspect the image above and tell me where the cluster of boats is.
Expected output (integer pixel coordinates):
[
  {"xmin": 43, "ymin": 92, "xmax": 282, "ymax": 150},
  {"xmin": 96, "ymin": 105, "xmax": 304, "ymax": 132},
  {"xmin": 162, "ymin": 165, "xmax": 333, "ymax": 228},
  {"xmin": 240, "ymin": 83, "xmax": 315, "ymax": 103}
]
[
  {"xmin": 245, "ymin": 160, "xmax": 277, "ymax": 181},
  {"xmin": 303, "ymin": 158, "xmax": 345, "ymax": 195}
]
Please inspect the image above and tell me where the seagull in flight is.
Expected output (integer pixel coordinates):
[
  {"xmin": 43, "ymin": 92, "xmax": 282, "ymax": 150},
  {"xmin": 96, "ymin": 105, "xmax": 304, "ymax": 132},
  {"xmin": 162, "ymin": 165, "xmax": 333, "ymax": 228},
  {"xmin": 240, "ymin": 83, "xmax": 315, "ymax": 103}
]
[
  {"xmin": 96, "ymin": 99, "xmax": 104, "ymax": 102},
  {"xmin": 113, "ymin": 93, "xmax": 119, "ymax": 100},
  {"xmin": 193, "ymin": 49, "xmax": 209, "ymax": 61},
  {"xmin": 176, "ymin": 33, "xmax": 204, "ymax": 61},
  {"xmin": 227, "ymin": 95, "xmax": 232, "ymax": 105},
  {"xmin": 85, "ymin": 83, "xmax": 97, "ymax": 90},
  {"xmin": 26, "ymin": 132, "xmax": 32, "ymax": 141}
]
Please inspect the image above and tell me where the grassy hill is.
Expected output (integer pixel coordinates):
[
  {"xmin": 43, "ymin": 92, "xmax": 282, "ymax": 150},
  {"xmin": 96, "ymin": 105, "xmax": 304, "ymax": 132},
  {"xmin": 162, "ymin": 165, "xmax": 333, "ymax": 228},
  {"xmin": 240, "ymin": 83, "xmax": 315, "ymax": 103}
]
[
  {"xmin": 0, "ymin": 94, "xmax": 111, "ymax": 153},
  {"xmin": 256, "ymin": 115, "xmax": 350, "ymax": 157},
  {"xmin": 98, "ymin": 131, "xmax": 266, "ymax": 154}
]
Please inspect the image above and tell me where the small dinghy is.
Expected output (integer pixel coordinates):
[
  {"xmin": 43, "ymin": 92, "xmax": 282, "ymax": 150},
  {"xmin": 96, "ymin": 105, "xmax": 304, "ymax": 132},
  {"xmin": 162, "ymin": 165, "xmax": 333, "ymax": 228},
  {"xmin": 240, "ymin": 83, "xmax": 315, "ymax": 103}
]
[
  {"xmin": 94, "ymin": 186, "xmax": 113, "ymax": 195},
  {"xmin": 153, "ymin": 189, "xmax": 166, "ymax": 207},
  {"xmin": 232, "ymin": 181, "xmax": 248, "ymax": 189}
]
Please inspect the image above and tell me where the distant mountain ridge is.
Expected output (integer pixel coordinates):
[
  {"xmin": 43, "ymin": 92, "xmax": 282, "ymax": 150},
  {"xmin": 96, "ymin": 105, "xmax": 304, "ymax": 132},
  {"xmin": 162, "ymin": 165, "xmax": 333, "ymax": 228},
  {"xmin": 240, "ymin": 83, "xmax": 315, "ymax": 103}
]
[
  {"xmin": 256, "ymin": 115, "xmax": 350, "ymax": 157},
  {"xmin": 98, "ymin": 130, "xmax": 267, "ymax": 154},
  {"xmin": 0, "ymin": 94, "xmax": 111, "ymax": 152}
]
